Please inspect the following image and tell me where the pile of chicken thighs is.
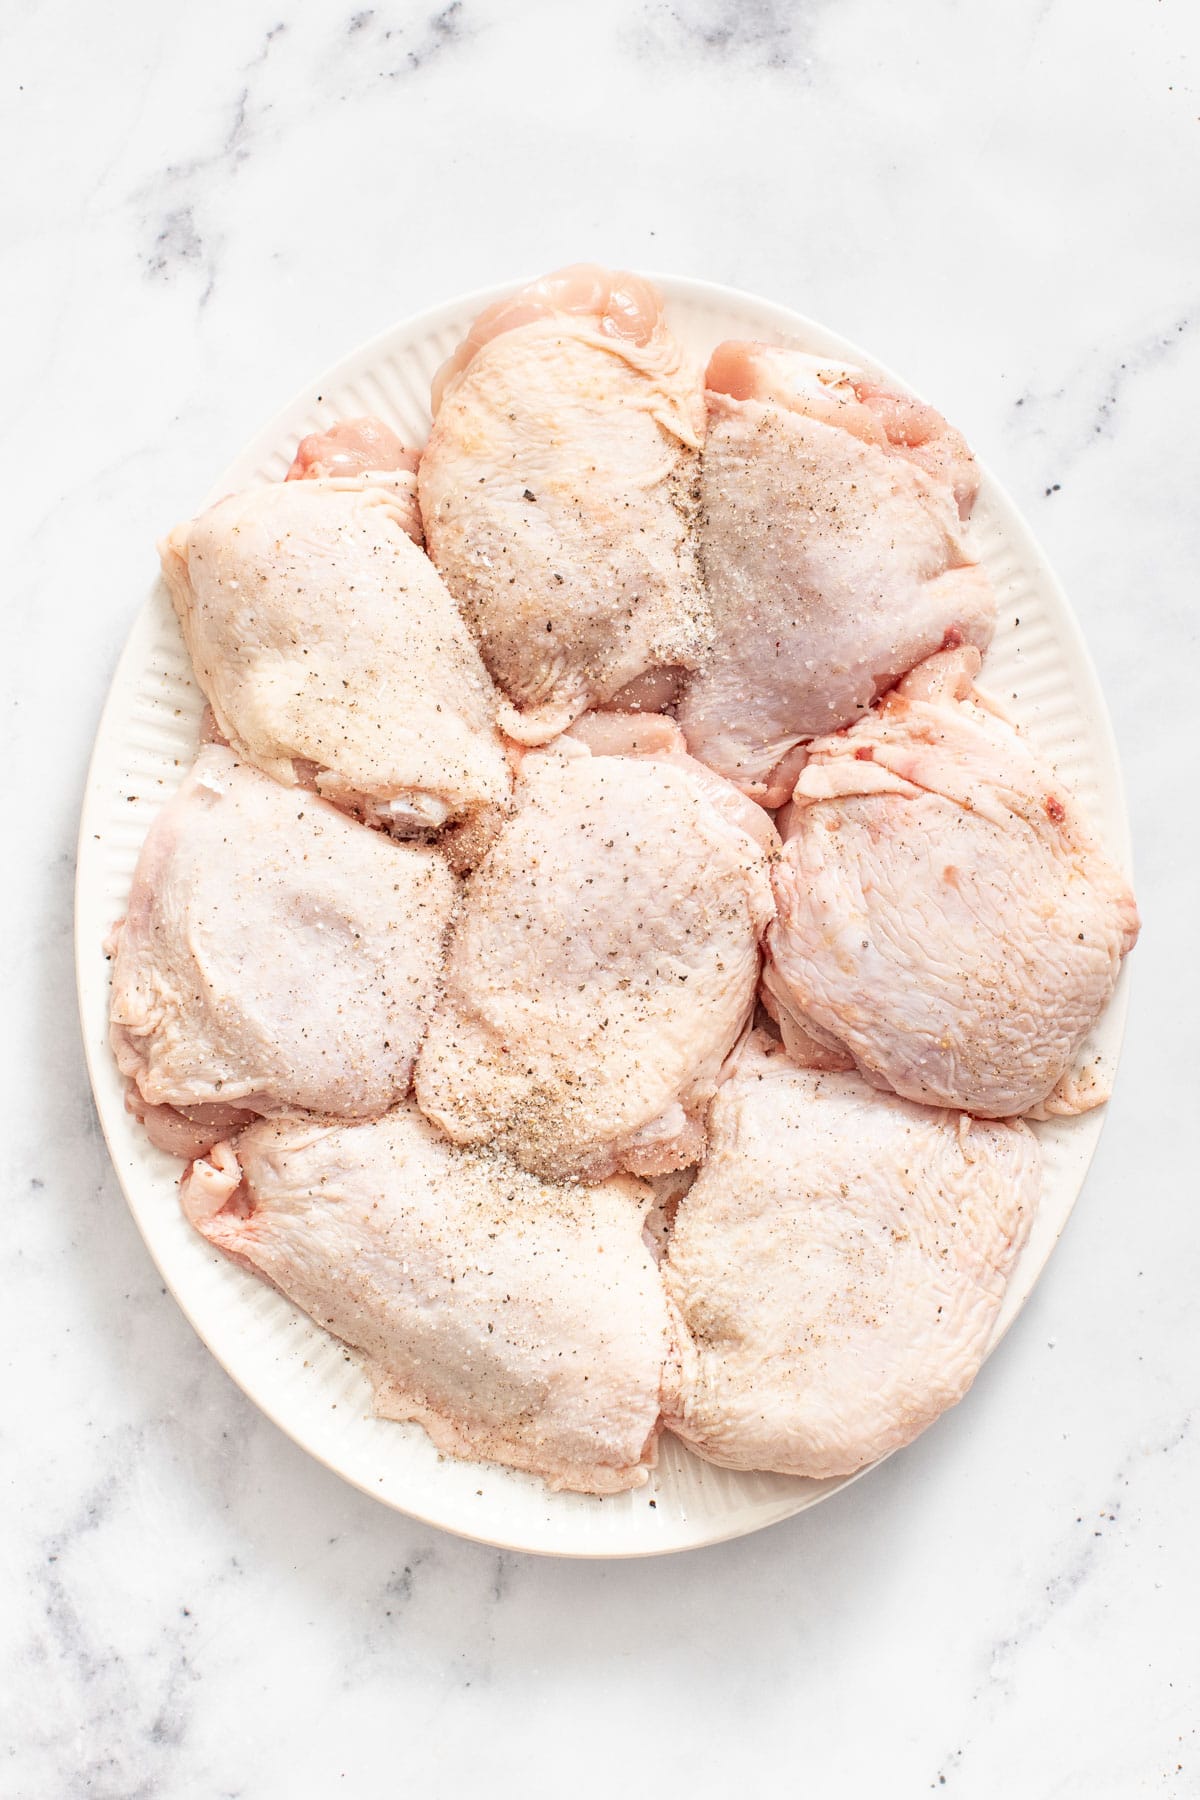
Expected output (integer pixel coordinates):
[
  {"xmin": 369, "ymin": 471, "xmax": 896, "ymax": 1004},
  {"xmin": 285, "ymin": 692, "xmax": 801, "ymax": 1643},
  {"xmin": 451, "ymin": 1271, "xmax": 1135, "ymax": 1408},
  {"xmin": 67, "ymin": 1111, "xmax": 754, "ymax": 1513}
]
[{"xmin": 110, "ymin": 266, "xmax": 1138, "ymax": 1497}]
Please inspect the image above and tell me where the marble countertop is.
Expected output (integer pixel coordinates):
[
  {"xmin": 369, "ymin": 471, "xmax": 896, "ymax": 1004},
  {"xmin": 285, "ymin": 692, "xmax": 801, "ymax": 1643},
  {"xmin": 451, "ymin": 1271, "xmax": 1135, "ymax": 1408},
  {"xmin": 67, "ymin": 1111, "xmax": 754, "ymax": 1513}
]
[{"xmin": 5, "ymin": 0, "xmax": 1198, "ymax": 1792}]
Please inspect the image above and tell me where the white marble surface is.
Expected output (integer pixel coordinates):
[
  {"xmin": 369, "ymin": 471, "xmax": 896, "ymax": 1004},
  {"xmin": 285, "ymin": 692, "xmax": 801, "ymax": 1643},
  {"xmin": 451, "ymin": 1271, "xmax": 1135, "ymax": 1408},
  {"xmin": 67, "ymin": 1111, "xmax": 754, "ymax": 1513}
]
[{"xmin": 4, "ymin": 0, "xmax": 1198, "ymax": 1792}]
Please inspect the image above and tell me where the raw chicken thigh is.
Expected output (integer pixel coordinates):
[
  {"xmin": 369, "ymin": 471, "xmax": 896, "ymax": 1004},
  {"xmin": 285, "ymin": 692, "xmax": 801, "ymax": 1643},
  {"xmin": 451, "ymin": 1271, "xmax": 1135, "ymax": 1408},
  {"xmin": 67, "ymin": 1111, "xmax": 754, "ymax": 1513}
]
[
  {"xmin": 160, "ymin": 429, "xmax": 511, "ymax": 863},
  {"xmin": 663, "ymin": 1033, "xmax": 1040, "ymax": 1478},
  {"xmin": 678, "ymin": 342, "xmax": 995, "ymax": 802},
  {"xmin": 110, "ymin": 748, "xmax": 456, "ymax": 1158},
  {"xmin": 764, "ymin": 647, "xmax": 1140, "ymax": 1116},
  {"xmin": 183, "ymin": 1103, "xmax": 669, "ymax": 1495},
  {"xmin": 415, "ymin": 717, "xmax": 777, "ymax": 1182},
  {"xmin": 418, "ymin": 265, "xmax": 710, "ymax": 743}
]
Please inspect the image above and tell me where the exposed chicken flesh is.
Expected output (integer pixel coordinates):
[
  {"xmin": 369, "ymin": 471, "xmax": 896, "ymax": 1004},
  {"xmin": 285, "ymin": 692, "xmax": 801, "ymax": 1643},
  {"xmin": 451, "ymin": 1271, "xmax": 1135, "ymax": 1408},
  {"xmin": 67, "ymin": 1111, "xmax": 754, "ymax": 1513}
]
[
  {"xmin": 182, "ymin": 1104, "xmax": 669, "ymax": 1495},
  {"xmin": 110, "ymin": 748, "xmax": 456, "ymax": 1156},
  {"xmin": 678, "ymin": 342, "xmax": 995, "ymax": 802},
  {"xmin": 160, "ymin": 445, "xmax": 511, "ymax": 861},
  {"xmin": 764, "ymin": 647, "xmax": 1140, "ymax": 1116},
  {"xmin": 415, "ymin": 717, "xmax": 777, "ymax": 1182},
  {"xmin": 418, "ymin": 265, "xmax": 710, "ymax": 743},
  {"xmin": 663, "ymin": 1032, "xmax": 1040, "ymax": 1478},
  {"xmin": 287, "ymin": 415, "xmax": 419, "ymax": 498}
]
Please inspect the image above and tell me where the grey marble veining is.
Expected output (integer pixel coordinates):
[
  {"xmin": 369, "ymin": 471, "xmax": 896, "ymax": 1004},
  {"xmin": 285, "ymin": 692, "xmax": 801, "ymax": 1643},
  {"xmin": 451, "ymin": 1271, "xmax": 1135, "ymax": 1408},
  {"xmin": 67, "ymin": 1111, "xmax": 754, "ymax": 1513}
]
[
  {"xmin": 632, "ymin": 0, "xmax": 825, "ymax": 69},
  {"xmin": 3, "ymin": 0, "xmax": 1199, "ymax": 1793}
]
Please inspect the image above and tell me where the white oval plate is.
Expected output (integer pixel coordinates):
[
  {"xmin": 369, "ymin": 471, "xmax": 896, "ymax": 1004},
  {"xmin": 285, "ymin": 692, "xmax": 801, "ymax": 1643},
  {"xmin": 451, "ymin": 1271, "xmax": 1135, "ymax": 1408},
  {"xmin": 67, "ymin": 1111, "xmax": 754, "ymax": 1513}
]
[{"xmin": 76, "ymin": 277, "xmax": 1133, "ymax": 1557}]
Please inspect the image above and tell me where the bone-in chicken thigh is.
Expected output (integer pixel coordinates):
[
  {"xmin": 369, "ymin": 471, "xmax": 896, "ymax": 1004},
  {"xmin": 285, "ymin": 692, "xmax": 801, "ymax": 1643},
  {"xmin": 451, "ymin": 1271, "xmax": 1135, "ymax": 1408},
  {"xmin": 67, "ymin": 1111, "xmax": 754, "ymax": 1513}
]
[
  {"xmin": 160, "ymin": 438, "xmax": 510, "ymax": 860},
  {"xmin": 415, "ymin": 718, "xmax": 777, "ymax": 1182},
  {"xmin": 663, "ymin": 1034, "xmax": 1039, "ymax": 1478},
  {"xmin": 183, "ymin": 1104, "xmax": 669, "ymax": 1495},
  {"xmin": 764, "ymin": 648, "xmax": 1139, "ymax": 1116},
  {"xmin": 418, "ymin": 265, "xmax": 710, "ymax": 743},
  {"xmin": 678, "ymin": 343, "xmax": 995, "ymax": 802},
  {"xmin": 110, "ymin": 748, "xmax": 456, "ymax": 1157}
]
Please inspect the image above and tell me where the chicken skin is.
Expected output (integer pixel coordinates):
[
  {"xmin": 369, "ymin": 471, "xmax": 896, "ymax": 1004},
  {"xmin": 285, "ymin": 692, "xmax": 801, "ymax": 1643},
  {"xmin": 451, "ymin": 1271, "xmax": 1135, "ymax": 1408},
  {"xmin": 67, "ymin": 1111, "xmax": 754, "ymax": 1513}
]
[
  {"xmin": 160, "ymin": 434, "xmax": 511, "ymax": 863},
  {"xmin": 418, "ymin": 265, "xmax": 710, "ymax": 743},
  {"xmin": 182, "ymin": 1104, "xmax": 669, "ymax": 1495},
  {"xmin": 663, "ymin": 1033, "xmax": 1040, "ymax": 1479},
  {"xmin": 415, "ymin": 716, "xmax": 777, "ymax": 1183},
  {"xmin": 110, "ymin": 748, "xmax": 456, "ymax": 1158},
  {"xmin": 764, "ymin": 647, "xmax": 1139, "ymax": 1117},
  {"xmin": 678, "ymin": 342, "xmax": 995, "ymax": 802}
]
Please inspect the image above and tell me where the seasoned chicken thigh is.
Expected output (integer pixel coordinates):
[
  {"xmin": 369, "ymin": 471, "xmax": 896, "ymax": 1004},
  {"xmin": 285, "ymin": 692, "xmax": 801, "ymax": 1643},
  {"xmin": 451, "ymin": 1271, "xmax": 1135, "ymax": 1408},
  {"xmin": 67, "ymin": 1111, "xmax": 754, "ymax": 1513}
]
[
  {"xmin": 415, "ymin": 718, "xmax": 777, "ymax": 1182},
  {"xmin": 764, "ymin": 648, "xmax": 1139, "ymax": 1116},
  {"xmin": 110, "ymin": 748, "xmax": 456, "ymax": 1158},
  {"xmin": 183, "ymin": 1104, "xmax": 669, "ymax": 1495},
  {"xmin": 678, "ymin": 342, "xmax": 995, "ymax": 802},
  {"xmin": 663, "ymin": 1034, "xmax": 1039, "ymax": 1478},
  {"xmin": 160, "ymin": 435, "xmax": 510, "ymax": 863},
  {"xmin": 418, "ymin": 265, "xmax": 709, "ymax": 743}
]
